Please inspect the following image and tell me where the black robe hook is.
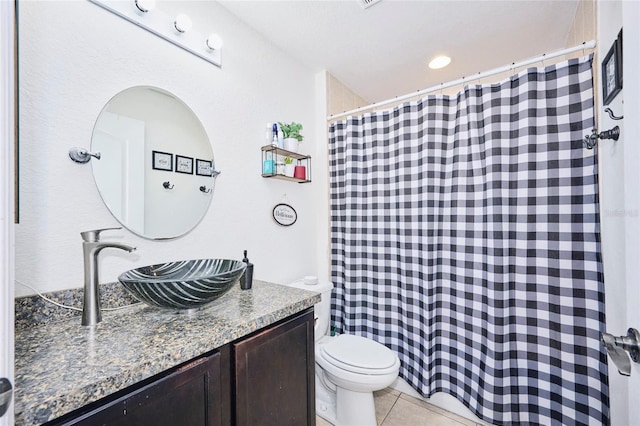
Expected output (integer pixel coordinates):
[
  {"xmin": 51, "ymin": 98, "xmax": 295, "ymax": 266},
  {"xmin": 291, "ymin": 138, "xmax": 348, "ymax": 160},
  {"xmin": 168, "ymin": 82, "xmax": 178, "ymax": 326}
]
[{"xmin": 604, "ymin": 107, "xmax": 623, "ymax": 121}]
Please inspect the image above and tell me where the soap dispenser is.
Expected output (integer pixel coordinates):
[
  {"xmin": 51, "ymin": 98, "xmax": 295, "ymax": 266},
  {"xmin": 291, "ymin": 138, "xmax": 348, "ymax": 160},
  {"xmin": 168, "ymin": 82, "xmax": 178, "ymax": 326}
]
[{"xmin": 240, "ymin": 250, "xmax": 253, "ymax": 290}]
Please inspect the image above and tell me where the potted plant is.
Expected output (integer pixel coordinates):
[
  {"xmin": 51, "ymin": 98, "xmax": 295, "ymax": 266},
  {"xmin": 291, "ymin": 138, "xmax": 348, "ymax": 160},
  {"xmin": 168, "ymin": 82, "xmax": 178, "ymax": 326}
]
[
  {"xmin": 278, "ymin": 121, "xmax": 303, "ymax": 153},
  {"xmin": 283, "ymin": 156, "xmax": 295, "ymax": 177}
]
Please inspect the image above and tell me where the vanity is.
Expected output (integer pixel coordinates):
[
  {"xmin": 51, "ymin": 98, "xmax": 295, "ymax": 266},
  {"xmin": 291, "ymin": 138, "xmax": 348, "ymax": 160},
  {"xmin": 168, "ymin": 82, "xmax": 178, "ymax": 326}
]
[{"xmin": 14, "ymin": 281, "xmax": 320, "ymax": 425}]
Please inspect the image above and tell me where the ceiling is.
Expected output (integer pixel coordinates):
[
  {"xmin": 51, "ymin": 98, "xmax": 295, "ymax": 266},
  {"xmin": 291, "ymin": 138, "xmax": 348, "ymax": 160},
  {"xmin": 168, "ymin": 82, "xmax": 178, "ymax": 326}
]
[{"xmin": 218, "ymin": 0, "xmax": 581, "ymax": 105}]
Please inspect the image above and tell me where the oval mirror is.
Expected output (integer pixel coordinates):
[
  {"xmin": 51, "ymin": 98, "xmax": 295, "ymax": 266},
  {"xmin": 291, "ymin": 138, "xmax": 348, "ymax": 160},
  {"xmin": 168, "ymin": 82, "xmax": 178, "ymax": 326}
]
[{"xmin": 91, "ymin": 86, "xmax": 215, "ymax": 239}]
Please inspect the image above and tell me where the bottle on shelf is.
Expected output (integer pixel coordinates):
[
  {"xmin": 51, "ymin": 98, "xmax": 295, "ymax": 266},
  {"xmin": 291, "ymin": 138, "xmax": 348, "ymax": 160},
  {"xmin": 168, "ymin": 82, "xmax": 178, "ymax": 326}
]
[
  {"xmin": 271, "ymin": 123, "xmax": 278, "ymax": 147},
  {"xmin": 265, "ymin": 123, "xmax": 273, "ymax": 146},
  {"xmin": 277, "ymin": 124, "xmax": 284, "ymax": 148}
]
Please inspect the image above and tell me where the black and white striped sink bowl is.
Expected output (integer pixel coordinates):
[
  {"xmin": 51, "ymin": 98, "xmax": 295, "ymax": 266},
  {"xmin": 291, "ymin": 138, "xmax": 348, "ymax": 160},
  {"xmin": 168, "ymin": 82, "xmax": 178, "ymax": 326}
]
[{"xmin": 118, "ymin": 259, "xmax": 246, "ymax": 310}]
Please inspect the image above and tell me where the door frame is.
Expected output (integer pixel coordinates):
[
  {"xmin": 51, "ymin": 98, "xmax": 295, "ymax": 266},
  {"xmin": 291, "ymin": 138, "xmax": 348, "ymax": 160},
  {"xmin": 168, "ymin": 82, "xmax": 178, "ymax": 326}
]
[
  {"xmin": 622, "ymin": 0, "xmax": 640, "ymax": 418},
  {"xmin": 0, "ymin": 0, "xmax": 16, "ymax": 423}
]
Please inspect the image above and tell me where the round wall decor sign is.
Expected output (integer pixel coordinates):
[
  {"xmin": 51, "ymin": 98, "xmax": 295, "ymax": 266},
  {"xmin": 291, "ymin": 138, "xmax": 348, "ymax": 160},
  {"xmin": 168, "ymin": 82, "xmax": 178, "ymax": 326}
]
[{"xmin": 273, "ymin": 203, "xmax": 297, "ymax": 226}]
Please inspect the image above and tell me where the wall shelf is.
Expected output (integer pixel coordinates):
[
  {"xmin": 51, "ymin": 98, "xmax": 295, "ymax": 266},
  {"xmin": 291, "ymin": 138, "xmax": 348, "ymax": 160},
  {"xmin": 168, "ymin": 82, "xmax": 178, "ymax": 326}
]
[{"xmin": 261, "ymin": 145, "xmax": 311, "ymax": 183}]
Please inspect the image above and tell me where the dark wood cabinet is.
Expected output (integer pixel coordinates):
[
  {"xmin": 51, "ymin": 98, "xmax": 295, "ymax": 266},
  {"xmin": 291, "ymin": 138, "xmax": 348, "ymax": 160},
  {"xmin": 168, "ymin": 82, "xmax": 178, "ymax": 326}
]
[
  {"xmin": 52, "ymin": 347, "xmax": 230, "ymax": 426},
  {"xmin": 233, "ymin": 309, "xmax": 315, "ymax": 426},
  {"xmin": 46, "ymin": 308, "xmax": 314, "ymax": 426}
]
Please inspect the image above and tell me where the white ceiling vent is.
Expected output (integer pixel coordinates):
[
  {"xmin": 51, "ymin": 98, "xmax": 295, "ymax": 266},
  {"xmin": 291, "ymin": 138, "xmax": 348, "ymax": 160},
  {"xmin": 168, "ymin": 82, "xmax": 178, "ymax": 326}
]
[{"xmin": 359, "ymin": 0, "xmax": 382, "ymax": 10}]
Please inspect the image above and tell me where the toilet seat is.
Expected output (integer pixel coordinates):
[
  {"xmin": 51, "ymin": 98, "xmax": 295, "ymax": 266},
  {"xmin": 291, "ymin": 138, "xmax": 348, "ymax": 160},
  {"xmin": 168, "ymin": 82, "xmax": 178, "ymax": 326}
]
[{"xmin": 320, "ymin": 334, "xmax": 399, "ymax": 375}]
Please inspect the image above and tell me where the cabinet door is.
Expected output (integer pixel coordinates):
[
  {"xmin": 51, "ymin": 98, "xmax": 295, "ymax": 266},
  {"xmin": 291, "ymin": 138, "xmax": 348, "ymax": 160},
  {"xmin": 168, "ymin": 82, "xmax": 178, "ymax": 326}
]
[
  {"xmin": 234, "ymin": 308, "xmax": 315, "ymax": 426},
  {"xmin": 56, "ymin": 347, "xmax": 230, "ymax": 426}
]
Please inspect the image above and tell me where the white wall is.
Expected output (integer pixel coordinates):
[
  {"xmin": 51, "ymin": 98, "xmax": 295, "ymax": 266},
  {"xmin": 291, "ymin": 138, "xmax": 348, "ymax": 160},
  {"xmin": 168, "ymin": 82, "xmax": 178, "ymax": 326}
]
[{"xmin": 16, "ymin": 0, "xmax": 325, "ymax": 296}]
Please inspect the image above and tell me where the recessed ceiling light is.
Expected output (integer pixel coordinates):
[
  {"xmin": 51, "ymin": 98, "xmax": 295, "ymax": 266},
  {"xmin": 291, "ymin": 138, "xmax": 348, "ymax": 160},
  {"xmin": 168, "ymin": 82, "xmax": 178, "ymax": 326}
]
[{"xmin": 429, "ymin": 55, "xmax": 451, "ymax": 70}]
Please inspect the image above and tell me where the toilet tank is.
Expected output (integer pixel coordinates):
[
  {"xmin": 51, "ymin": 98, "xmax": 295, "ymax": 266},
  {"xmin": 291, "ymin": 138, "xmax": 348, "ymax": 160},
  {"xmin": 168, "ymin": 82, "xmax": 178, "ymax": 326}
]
[{"xmin": 286, "ymin": 277, "xmax": 333, "ymax": 341}]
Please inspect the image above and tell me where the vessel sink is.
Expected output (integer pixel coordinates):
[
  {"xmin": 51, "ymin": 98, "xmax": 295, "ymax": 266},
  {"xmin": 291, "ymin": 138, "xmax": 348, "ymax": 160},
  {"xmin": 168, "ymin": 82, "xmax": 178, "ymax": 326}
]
[{"xmin": 118, "ymin": 259, "xmax": 246, "ymax": 309}]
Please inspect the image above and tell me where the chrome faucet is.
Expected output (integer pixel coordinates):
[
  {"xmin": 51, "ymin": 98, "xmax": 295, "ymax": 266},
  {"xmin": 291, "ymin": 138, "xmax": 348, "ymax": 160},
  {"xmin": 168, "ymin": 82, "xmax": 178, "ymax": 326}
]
[{"xmin": 81, "ymin": 227, "xmax": 136, "ymax": 326}]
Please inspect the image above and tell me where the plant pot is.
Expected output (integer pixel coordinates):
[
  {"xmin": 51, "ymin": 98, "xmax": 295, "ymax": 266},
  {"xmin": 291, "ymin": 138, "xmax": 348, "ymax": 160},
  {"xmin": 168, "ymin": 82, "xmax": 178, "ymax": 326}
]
[
  {"xmin": 284, "ymin": 164, "xmax": 295, "ymax": 177},
  {"xmin": 283, "ymin": 138, "xmax": 299, "ymax": 153}
]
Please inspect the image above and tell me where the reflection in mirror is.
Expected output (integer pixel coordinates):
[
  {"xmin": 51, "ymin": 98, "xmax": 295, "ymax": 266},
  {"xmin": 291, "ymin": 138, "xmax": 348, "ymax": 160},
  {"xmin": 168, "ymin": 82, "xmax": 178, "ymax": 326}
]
[{"xmin": 91, "ymin": 86, "xmax": 214, "ymax": 239}]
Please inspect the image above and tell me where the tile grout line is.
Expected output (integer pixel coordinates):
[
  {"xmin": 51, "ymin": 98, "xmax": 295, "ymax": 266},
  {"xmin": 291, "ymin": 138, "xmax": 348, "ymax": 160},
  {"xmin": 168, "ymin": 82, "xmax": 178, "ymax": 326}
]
[
  {"xmin": 396, "ymin": 393, "xmax": 470, "ymax": 426},
  {"xmin": 379, "ymin": 392, "xmax": 401, "ymax": 426}
]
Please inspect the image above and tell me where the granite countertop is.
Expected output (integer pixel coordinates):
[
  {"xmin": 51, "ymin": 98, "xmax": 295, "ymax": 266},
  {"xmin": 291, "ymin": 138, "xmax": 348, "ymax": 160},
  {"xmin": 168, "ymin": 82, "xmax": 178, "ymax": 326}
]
[{"xmin": 14, "ymin": 280, "xmax": 320, "ymax": 425}]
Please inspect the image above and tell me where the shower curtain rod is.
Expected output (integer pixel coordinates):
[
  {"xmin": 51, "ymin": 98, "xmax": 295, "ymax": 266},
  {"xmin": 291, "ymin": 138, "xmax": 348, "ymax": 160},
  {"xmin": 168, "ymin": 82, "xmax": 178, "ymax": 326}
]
[{"xmin": 327, "ymin": 40, "xmax": 597, "ymax": 121}]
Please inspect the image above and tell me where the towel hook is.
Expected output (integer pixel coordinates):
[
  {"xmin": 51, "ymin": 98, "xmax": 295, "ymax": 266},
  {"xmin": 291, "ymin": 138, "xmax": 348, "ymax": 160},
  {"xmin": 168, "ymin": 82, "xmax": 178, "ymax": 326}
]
[
  {"xmin": 162, "ymin": 181, "xmax": 174, "ymax": 189},
  {"xmin": 604, "ymin": 107, "xmax": 623, "ymax": 121},
  {"xmin": 583, "ymin": 126, "xmax": 620, "ymax": 150},
  {"xmin": 69, "ymin": 147, "xmax": 101, "ymax": 163},
  {"xmin": 199, "ymin": 185, "xmax": 211, "ymax": 193}
]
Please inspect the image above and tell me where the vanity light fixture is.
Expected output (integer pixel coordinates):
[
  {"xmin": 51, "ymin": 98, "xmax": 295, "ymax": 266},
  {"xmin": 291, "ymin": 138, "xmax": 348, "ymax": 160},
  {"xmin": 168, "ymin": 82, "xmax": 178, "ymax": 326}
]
[
  {"xmin": 173, "ymin": 13, "xmax": 192, "ymax": 34},
  {"xmin": 133, "ymin": 0, "xmax": 155, "ymax": 14},
  {"xmin": 88, "ymin": 0, "xmax": 223, "ymax": 67},
  {"xmin": 206, "ymin": 33, "xmax": 223, "ymax": 51},
  {"xmin": 428, "ymin": 55, "xmax": 451, "ymax": 70}
]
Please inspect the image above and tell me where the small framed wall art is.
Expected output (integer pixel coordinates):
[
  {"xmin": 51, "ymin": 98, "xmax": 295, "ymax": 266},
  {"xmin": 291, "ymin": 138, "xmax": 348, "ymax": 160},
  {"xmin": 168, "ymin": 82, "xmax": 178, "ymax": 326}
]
[
  {"xmin": 196, "ymin": 159, "xmax": 213, "ymax": 176},
  {"xmin": 152, "ymin": 151, "xmax": 173, "ymax": 171},
  {"xmin": 176, "ymin": 155, "xmax": 194, "ymax": 174},
  {"xmin": 273, "ymin": 203, "xmax": 297, "ymax": 226},
  {"xmin": 602, "ymin": 31, "xmax": 622, "ymax": 106}
]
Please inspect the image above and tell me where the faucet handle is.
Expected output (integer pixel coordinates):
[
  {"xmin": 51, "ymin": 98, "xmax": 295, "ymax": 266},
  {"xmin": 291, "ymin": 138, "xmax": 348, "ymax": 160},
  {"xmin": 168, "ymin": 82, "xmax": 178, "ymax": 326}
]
[{"xmin": 81, "ymin": 227, "xmax": 122, "ymax": 242}]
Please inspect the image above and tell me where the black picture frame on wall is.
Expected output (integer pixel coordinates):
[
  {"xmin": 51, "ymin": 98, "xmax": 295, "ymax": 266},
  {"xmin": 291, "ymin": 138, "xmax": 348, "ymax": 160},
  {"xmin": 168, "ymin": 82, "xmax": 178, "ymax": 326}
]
[
  {"xmin": 602, "ymin": 32, "xmax": 622, "ymax": 106},
  {"xmin": 196, "ymin": 159, "xmax": 213, "ymax": 176},
  {"xmin": 175, "ymin": 155, "xmax": 194, "ymax": 174},
  {"xmin": 152, "ymin": 151, "xmax": 173, "ymax": 171},
  {"xmin": 617, "ymin": 28, "xmax": 623, "ymax": 87}
]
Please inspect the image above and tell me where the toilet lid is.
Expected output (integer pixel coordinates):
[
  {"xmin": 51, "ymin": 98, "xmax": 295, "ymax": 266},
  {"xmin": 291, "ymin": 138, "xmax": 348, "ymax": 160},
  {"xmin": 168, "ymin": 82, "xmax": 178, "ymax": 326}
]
[{"xmin": 321, "ymin": 334, "xmax": 398, "ymax": 372}]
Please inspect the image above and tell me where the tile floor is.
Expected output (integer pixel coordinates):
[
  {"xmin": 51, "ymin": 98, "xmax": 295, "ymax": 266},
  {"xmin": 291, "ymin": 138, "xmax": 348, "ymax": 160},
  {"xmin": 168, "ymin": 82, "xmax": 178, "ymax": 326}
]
[{"xmin": 316, "ymin": 388, "xmax": 484, "ymax": 426}]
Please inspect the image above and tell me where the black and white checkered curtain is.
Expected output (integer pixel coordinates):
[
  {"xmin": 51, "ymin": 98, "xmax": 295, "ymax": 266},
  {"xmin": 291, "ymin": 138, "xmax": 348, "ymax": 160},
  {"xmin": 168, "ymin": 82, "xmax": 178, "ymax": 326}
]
[{"xmin": 328, "ymin": 56, "xmax": 608, "ymax": 425}]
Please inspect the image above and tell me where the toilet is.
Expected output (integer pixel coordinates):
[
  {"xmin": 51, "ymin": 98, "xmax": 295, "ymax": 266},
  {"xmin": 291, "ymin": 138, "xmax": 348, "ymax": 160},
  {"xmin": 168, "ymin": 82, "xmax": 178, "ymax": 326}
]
[{"xmin": 286, "ymin": 278, "xmax": 400, "ymax": 426}]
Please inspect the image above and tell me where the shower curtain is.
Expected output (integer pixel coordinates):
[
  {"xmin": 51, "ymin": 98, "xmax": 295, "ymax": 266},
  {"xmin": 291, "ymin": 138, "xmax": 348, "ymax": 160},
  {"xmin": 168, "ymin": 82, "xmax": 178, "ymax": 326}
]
[{"xmin": 328, "ymin": 56, "xmax": 608, "ymax": 425}]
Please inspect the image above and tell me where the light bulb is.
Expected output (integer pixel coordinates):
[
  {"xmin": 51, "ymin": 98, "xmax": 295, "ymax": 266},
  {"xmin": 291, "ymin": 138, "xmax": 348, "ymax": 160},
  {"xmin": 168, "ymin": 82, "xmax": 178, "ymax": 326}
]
[
  {"xmin": 206, "ymin": 33, "xmax": 223, "ymax": 50},
  {"xmin": 174, "ymin": 13, "xmax": 192, "ymax": 33},
  {"xmin": 134, "ymin": 0, "xmax": 155, "ymax": 13},
  {"xmin": 428, "ymin": 55, "xmax": 451, "ymax": 70}
]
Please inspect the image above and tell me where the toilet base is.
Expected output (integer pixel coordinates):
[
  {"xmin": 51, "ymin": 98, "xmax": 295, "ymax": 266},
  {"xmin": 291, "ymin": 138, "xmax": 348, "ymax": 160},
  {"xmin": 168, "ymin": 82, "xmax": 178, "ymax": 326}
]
[
  {"xmin": 316, "ymin": 370, "xmax": 378, "ymax": 426},
  {"xmin": 316, "ymin": 373, "xmax": 337, "ymax": 424},
  {"xmin": 315, "ymin": 383, "xmax": 378, "ymax": 426},
  {"xmin": 336, "ymin": 387, "xmax": 377, "ymax": 426}
]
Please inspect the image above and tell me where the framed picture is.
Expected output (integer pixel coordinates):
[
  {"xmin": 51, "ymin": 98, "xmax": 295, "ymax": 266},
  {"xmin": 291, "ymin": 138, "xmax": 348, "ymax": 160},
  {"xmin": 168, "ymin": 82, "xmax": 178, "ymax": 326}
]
[
  {"xmin": 196, "ymin": 159, "xmax": 213, "ymax": 177},
  {"xmin": 175, "ymin": 155, "xmax": 194, "ymax": 174},
  {"xmin": 617, "ymin": 28, "xmax": 623, "ymax": 87},
  {"xmin": 273, "ymin": 203, "xmax": 297, "ymax": 226},
  {"xmin": 152, "ymin": 151, "xmax": 173, "ymax": 171},
  {"xmin": 602, "ymin": 35, "xmax": 622, "ymax": 106}
]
